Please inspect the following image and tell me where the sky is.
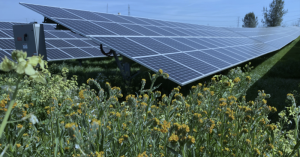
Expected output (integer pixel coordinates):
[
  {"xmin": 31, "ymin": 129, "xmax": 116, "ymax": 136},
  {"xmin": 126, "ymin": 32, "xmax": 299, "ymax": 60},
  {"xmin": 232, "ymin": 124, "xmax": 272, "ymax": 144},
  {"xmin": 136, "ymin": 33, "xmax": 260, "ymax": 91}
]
[{"xmin": 0, "ymin": 0, "xmax": 300, "ymax": 28}]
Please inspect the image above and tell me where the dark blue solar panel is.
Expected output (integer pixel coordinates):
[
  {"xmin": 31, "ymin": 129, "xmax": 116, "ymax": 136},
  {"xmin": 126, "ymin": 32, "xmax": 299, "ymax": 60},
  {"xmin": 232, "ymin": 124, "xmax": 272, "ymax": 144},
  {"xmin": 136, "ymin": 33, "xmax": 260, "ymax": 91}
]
[
  {"xmin": 136, "ymin": 55, "xmax": 202, "ymax": 83},
  {"xmin": 187, "ymin": 51, "xmax": 230, "ymax": 68},
  {"xmin": 153, "ymin": 37, "xmax": 195, "ymax": 51},
  {"xmin": 173, "ymin": 38, "xmax": 208, "ymax": 50},
  {"xmin": 1, "ymin": 30, "xmax": 14, "ymax": 38},
  {"xmin": 129, "ymin": 37, "xmax": 179, "ymax": 54},
  {"xmin": 225, "ymin": 47, "xmax": 256, "ymax": 57},
  {"xmin": 45, "ymin": 41, "xmax": 54, "ymax": 48},
  {"xmin": 48, "ymin": 31, "xmax": 81, "ymax": 38},
  {"xmin": 46, "ymin": 48, "xmax": 72, "ymax": 59},
  {"xmin": 44, "ymin": 31, "xmax": 58, "ymax": 38},
  {"xmin": 201, "ymin": 49, "xmax": 240, "ymax": 64},
  {"xmin": 80, "ymin": 47, "xmax": 103, "ymax": 57},
  {"xmin": 82, "ymin": 40, "xmax": 98, "ymax": 46},
  {"xmin": 21, "ymin": 3, "xmax": 82, "ymax": 19},
  {"xmin": 158, "ymin": 21, "xmax": 179, "ymax": 27},
  {"xmin": 159, "ymin": 27, "xmax": 189, "ymax": 36},
  {"xmin": 0, "ymin": 31, "xmax": 11, "ymax": 38},
  {"xmin": 65, "ymin": 32, "xmax": 84, "ymax": 38},
  {"xmin": 143, "ymin": 26, "xmax": 176, "ymax": 36},
  {"xmin": 214, "ymin": 38, "xmax": 236, "ymax": 46},
  {"xmin": 166, "ymin": 53, "xmax": 218, "ymax": 74},
  {"xmin": 93, "ymin": 12, "xmax": 134, "ymax": 24},
  {"xmin": 0, "ymin": 22, "xmax": 13, "ymax": 29},
  {"xmin": 0, "ymin": 39, "xmax": 15, "ymax": 49},
  {"xmin": 64, "ymin": 9, "xmax": 112, "ymax": 22},
  {"xmin": 170, "ymin": 22, "xmax": 189, "ymax": 28},
  {"xmin": 118, "ymin": 16, "xmax": 152, "ymax": 25},
  {"xmin": 65, "ymin": 40, "xmax": 92, "ymax": 47},
  {"xmin": 177, "ymin": 28, "xmax": 199, "ymax": 36},
  {"xmin": 53, "ymin": 18, "xmax": 116, "ymax": 35},
  {"xmin": 122, "ymin": 24, "xmax": 161, "ymax": 36},
  {"xmin": 93, "ymin": 22, "xmax": 141, "ymax": 36},
  {"xmin": 138, "ymin": 18, "xmax": 166, "ymax": 26},
  {"xmin": 214, "ymin": 48, "xmax": 247, "ymax": 61},
  {"xmin": 189, "ymin": 38, "xmax": 218, "ymax": 49},
  {"xmin": 204, "ymin": 38, "xmax": 228, "ymax": 47},
  {"xmin": 0, "ymin": 50, "xmax": 12, "ymax": 60},
  {"xmin": 61, "ymin": 48, "xmax": 92, "ymax": 57},
  {"xmin": 192, "ymin": 30, "xmax": 210, "ymax": 36},
  {"xmin": 93, "ymin": 37, "xmax": 158, "ymax": 57},
  {"xmin": 46, "ymin": 40, "xmax": 73, "ymax": 48}
]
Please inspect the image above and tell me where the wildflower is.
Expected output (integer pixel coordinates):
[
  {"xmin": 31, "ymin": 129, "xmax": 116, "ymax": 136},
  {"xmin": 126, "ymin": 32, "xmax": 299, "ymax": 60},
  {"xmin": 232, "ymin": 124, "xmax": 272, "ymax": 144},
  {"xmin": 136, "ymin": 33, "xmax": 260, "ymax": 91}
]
[
  {"xmin": 233, "ymin": 77, "xmax": 241, "ymax": 83},
  {"xmin": 246, "ymin": 76, "xmax": 251, "ymax": 82},
  {"xmin": 159, "ymin": 69, "xmax": 163, "ymax": 74},
  {"xmin": 163, "ymin": 73, "xmax": 169, "ymax": 79},
  {"xmin": 87, "ymin": 78, "xmax": 94, "ymax": 84},
  {"xmin": 246, "ymin": 139, "xmax": 251, "ymax": 144},
  {"xmin": 254, "ymin": 148, "xmax": 260, "ymax": 155},
  {"xmin": 271, "ymin": 107, "xmax": 277, "ymax": 113},
  {"xmin": 168, "ymin": 133, "xmax": 179, "ymax": 142},
  {"xmin": 78, "ymin": 90, "xmax": 86, "ymax": 99},
  {"xmin": 174, "ymin": 88, "xmax": 180, "ymax": 92},
  {"xmin": 262, "ymin": 99, "xmax": 267, "ymax": 104},
  {"xmin": 266, "ymin": 124, "xmax": 277, "ymax": 131},
  {"xmin": 16, "ymin": 144, "xmax": 21, "ymax": 148},
  {"xmin": 95, "ymin": 151, "xmax": 104, "ymax": 157},
  {"xmin": 116, "ymin": 112, "xmax": 121, "ymax": 118},
  {"xmin": 259, "ymin": 118, "xmax": 266, "ymax": 125},
  {"xmin": 200, "ymin": 146, "xmax": 205, "ymax": 152},
  {"xmin": 17, "ymin": 124, "xmax": 23, "ymax": 129}
]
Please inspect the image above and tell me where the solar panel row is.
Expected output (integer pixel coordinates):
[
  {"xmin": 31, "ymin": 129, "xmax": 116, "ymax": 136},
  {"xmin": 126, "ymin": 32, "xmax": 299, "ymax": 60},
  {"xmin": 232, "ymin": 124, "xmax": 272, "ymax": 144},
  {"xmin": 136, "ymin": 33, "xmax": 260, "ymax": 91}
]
[
  {"xmin": 19, "ymin": 3, "xmax": 300, "ymax": 85},
  {"xmin": 0, "ymin": 22, "xmax": 108, "ymax": 62}
]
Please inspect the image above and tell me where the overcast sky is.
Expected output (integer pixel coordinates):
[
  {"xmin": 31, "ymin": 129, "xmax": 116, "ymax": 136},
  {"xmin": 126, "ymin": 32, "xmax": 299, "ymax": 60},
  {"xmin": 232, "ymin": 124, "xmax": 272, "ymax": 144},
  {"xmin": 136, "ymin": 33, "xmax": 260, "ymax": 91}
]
[{"xmin": 1, "ymin": 0, "xmax": 299, "ymax": 27}]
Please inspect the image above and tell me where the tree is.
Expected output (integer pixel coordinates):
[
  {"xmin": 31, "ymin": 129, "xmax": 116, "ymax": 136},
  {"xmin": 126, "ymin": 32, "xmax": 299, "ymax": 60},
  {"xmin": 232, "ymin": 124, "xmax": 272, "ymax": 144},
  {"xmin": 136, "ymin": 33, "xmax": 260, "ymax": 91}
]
[
  {"xmin": 261, "ymin": 0, "xmax": 288, "ymax": 27},
  {"xmin": 242, "ymin": 12, "xmax": 259, "ymax": 28}
]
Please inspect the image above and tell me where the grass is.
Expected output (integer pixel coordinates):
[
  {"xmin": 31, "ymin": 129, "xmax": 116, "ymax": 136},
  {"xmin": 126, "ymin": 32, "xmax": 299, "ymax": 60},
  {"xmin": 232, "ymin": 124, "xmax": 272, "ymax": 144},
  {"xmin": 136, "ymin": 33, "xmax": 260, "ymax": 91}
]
[{"xmin": 246, "ymin": 37, "xmax": 300, "ymax": 124}]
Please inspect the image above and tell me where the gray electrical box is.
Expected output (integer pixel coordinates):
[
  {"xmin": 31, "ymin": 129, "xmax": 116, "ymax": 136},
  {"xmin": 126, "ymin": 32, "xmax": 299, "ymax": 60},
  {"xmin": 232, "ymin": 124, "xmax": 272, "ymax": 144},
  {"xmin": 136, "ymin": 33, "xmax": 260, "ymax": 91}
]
[{"xmin": 13, "ymin": 23, "xmax": 47, "ymax": 61}]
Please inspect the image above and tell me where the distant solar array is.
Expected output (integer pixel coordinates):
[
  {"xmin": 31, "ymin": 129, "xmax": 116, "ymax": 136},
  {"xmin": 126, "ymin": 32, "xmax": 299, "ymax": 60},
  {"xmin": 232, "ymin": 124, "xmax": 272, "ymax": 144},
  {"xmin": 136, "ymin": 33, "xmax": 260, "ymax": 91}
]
[
  {"xmin": 0, "ymin": 21, "xmax": 108, "ymax": 62},
  {"xmin": 19, "ymin": 3, "xmax": 300, "ymax": 85}
]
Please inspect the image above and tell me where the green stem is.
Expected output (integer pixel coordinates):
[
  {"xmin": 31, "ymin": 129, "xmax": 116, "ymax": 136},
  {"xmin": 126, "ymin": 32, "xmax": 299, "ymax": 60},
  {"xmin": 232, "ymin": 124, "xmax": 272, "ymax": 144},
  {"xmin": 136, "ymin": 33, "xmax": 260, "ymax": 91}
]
[
  {"xmin": 181, "ymin": 145, "xmax": 186, "ymax": 157},
  {"xmin": 0, "ymin": 74, "xmax": 22, "ymax": 138}
]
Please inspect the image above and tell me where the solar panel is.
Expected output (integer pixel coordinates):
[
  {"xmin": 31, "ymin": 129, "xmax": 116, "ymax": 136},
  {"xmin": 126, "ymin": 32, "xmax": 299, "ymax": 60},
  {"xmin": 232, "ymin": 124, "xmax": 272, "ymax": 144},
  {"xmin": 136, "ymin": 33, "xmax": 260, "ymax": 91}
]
[
  {"xmin": 20, "ymin": 3, "xmax": 300, "ymax": 85},
  {"xmin": 0, "ymin": 22, "xmax": 107, "ymax": 62}
]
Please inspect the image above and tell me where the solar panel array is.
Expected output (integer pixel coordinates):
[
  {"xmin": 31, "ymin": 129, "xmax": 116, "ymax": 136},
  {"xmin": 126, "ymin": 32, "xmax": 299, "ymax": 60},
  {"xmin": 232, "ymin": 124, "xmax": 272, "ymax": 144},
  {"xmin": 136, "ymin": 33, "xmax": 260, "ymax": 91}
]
[
  {"xmin": 0, "ymin": 21, "xmax": 108, "ymax": 62},
  {"xmin": 20, "ymin": 3, "xmax": 300, "ymax": 85}
]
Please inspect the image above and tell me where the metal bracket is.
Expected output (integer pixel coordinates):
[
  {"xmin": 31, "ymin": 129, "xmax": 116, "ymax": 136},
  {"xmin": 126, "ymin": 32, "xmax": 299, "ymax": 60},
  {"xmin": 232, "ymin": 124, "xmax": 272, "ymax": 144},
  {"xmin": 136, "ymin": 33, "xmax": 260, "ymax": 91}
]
[{"xmin": 100, "ymin": 44, "xmax": 140, "ymax": 85}]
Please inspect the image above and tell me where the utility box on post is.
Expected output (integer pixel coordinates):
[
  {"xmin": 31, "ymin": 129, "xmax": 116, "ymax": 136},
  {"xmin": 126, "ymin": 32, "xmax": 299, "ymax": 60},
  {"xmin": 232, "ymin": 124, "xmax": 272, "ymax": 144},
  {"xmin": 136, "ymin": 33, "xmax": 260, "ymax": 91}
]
[{"xmin": 13, "ymin": 23, "xmax": 47, "ymax": 61}]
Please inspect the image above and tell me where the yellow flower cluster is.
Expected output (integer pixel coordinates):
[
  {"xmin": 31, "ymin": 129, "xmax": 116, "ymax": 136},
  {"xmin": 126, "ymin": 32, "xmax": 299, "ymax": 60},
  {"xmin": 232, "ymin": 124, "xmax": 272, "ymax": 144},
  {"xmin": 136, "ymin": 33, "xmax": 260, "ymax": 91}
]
[
  {"xmin": 79, "ymin": 89, "xmax": 86, "ymax": 99},
  {"xmin": 168, "ymin": 133, "xmax": 179, "ymax": 142},
  {"xmin": 65, "ymin": 122, "xmax": 76, "ymax": 129},
  {"xmin": 91, "ymin": 119, "xmax": 101, "ymax": 126},
  {"xmin": 233, "ymin": 77, "xmax": 241, "ymax": 83},
  {"xmin": 137, "ymin": 151, "xmax": 148, "ymax": 157},
  {"xmin": 86, "ymin": 78, "xmax": 94, "ymax": 84},
  {"xmin": 159, "ymin": 69, "xmax": 163, "ymax": 74},
  {"xmin": 225, "ymin": 108, "xmax": 235, "ymax": 120}
]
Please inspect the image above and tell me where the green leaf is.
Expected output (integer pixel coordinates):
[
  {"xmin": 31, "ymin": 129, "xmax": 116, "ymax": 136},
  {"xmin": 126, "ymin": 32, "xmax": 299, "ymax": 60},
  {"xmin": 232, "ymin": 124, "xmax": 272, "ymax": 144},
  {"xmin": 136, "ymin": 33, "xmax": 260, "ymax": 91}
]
[
  {"xmin": 288, "ymin": 139, "xmax": 300, "ymax": 157},
  {"xmin": 166, "ymin": 146, "xmax": 182, "ymax": 157},
  {"xmin": 54, "ymin": 138, "xmax": 59, "ymax": 157}
]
